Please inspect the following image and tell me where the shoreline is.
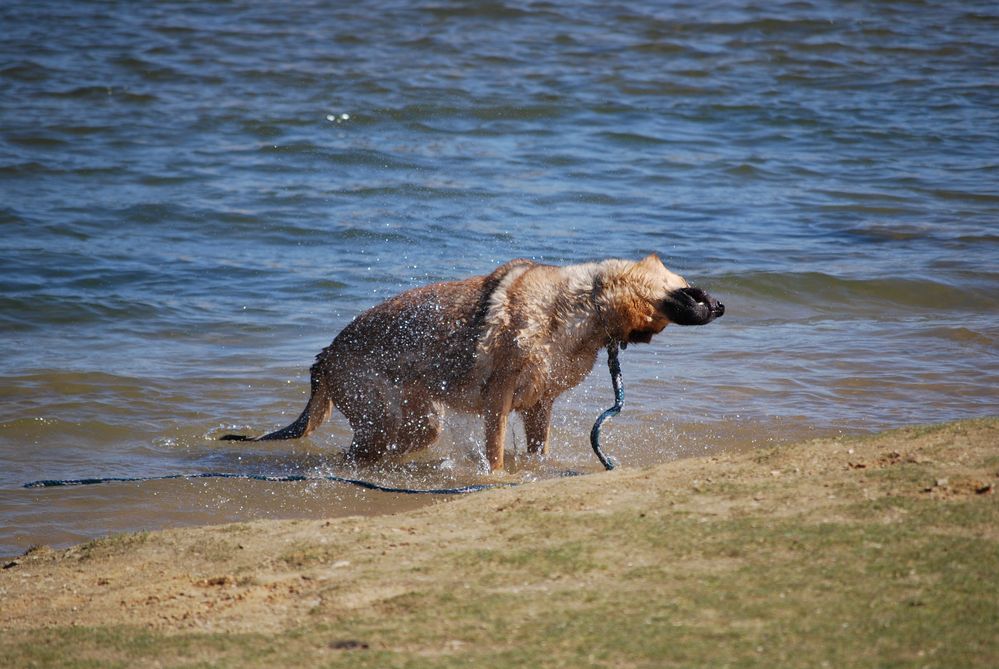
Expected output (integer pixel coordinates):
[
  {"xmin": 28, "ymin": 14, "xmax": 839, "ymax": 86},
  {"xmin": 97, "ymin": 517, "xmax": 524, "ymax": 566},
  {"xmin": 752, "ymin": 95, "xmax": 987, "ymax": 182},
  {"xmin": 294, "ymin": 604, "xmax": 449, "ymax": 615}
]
[{"xmin": 2, "ymin": 417, "xmax": 997, "ymax": 667}]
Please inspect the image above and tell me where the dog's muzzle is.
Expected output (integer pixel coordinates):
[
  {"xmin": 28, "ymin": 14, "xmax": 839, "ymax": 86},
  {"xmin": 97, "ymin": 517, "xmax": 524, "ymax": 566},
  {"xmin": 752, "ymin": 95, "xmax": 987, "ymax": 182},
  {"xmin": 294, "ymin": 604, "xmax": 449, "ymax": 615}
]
[{"xmin": 661, "ymin": 286, "xmax": 725, "ymax": 326}]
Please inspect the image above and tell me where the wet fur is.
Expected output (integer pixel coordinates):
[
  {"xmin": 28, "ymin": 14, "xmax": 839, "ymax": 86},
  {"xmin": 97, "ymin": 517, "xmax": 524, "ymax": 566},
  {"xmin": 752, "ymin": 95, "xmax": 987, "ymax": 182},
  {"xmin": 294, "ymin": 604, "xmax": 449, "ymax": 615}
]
[{"xmin": 223, "ymin": 255, "xmax": 722, "ymax": 470}]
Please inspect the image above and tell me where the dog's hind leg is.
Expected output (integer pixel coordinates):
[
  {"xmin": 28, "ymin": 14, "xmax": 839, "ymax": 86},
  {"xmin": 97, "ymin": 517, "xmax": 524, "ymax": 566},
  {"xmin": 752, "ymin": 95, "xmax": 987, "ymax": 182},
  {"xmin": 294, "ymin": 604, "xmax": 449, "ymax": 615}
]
[
  {"xmin": 337, "ymin": 375, "xmax": 401, "ymax": 463},
  {"xmin": 340, "ymin": 382, "xmax": 441, "ymax": 462},
  {"xmin": 395, "ymin": 386, "xmax": 441, "ymax": 455},
  {"xmin": 345, "ymin": 423, "xmax": 395, "ymax": 464}
]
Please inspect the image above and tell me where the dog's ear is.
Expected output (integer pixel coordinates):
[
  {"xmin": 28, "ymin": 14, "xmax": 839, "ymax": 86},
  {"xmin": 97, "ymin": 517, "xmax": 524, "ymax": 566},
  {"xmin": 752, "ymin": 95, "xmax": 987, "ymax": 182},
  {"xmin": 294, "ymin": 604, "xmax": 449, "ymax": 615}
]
[
  {"xmin": 637, "ymin": 254, "xmax": 664, "ymax": 271},
  {"xmin": 623, "ymin": 254, "xmax": 664, "ymax": 282}
]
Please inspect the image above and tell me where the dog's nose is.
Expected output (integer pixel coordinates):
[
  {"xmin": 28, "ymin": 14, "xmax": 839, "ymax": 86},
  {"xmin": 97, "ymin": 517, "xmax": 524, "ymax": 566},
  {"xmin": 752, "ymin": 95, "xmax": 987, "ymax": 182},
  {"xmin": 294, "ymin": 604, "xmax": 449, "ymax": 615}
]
[{"xmin": 713, "ymin": 302, "xmax": 725, "ymax": 317}]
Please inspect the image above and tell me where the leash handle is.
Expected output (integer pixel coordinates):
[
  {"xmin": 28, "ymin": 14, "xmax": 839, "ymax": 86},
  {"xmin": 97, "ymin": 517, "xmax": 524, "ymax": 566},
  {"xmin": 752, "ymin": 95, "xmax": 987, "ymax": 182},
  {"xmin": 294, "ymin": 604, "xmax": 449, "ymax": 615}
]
[{"xmin": 590, "ymin": 341, "xmax": 624, "ymax": 470}]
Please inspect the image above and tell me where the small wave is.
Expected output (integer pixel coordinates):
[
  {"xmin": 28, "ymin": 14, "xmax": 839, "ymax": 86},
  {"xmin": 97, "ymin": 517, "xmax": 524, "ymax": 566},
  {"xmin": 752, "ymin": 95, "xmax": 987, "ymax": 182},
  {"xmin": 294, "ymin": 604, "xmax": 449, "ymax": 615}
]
[
  {"xmin": 681, "ymin": 17, "xmax": 843, "ymax": 36},
  {"xmin": 633, "ymin": 41, "xmax": 689, "ymax": 55},
  {"xmin": 615, "ymin": 81, "xmax": 727, "ymax": 97},
  {"xmin": 0, "ymin": 416, "xmax": 140, "ymax": 443},
  {"xmin": 313, "ymin": 278, "xmax": 350, "ymax": 292},
  {"xmin": 837, "ymin": 224, "xmax": 932, "ymax": 241},
  {"xmin": 5, "ymin": 134, "xmax": 67, "ymax": 148},
  {"xmin": 51, "ymin": 124, "xmax": 116, "ymax": 136},
  {"xmin": 712, "ymin": 271, "xmax": 997, "ymax": 313},
  {"xmin": 0, "ymin": 291, "xmax": 173, "ymax": 330},
  {"xmin": 109, "ymin": 55, "xmax": 187, "ymax": 82},
  {"xmin": 955, "ymin": 233, "xmax": 999, "ymax": 244},
  {"xmin": 118, "ymin": 202, "xmax": 198, "ymax": 225},
  {"xmin": 334, "ymin": 226, "xmax": 416, "ymax": 244},
  {"xmin": 378, "ymin": 102, "xmax": 485, "ymax": 123},
  {"xmin": 137, "ymin": 173, "xmax": 202, "ymax": 186},
  {"xmin": 596, "ymin": 131, "xmax": 668, "ymax": 146},
  {"xmin": 815, "ymin": 188, "xmax": 912, "ymax": 204},
  {"xmin": 869, "ymin": 43, "xmax": 968, "ymax": 58},
  {"xmin": 239, "ymin": 120, "xmax": 284, "ymax": 139},
  {"xmin": 236, "ymin": 67, "xmax": 323, "ymax": 87},
  {"xmin": 0, "ymin": 161, "xmax": 123, "ymax": 178},
  {"xmin": 45, "ymin": 86, "xmax": 157, "ymax": 104},
  {"xmin": 925, "ymin": 188, "xmax": 999, "ymax": 204},
  {"xmin": 329, "ymin": 183, "xmax": 493, "ymax": 201},
  {"xmin": 789, "ymin": 40, "xmax": 859, "ymax": 55},
  {"xmin": 469, "ymin": 104, "xmax": 567, "ymax": 121},
  {"xmin": 427, "ymin": 222, "xmax": 514, "ymax": 243},
  {"xmin": 912, "ymin": 326, "xmax": 996, "ymax": 348},
  {"xmin": 0, "ymin": 208, "xmax": 27, "ymax": 225},
  {"xmin": 821, "ymin": 203, "xmax": 922, "ymax": 218},
  {"xmin": 0, "ymin": 161, "xmax": 48, "ymax": 176},
  {"xmin": 723, "ymin": 163, "xmax": 775, "ymax": 178},
  {"xmin": 0, "ymin": 60, "xmax": 50, "ymax": 82},
  {"xmin": 423, "ymin": 2, "xmax": 535, "ymax": 20},
  {"xmin": 261, "ymin": 144, "xmax": 422, "ymax": 170}
]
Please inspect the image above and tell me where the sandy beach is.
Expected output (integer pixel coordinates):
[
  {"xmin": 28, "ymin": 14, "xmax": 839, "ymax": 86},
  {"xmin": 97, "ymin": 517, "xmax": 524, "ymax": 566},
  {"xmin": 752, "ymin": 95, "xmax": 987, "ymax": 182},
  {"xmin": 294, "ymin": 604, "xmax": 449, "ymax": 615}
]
[{"xmin": 2, "ymin": 417, "xmax": 996, "ymax": 667}]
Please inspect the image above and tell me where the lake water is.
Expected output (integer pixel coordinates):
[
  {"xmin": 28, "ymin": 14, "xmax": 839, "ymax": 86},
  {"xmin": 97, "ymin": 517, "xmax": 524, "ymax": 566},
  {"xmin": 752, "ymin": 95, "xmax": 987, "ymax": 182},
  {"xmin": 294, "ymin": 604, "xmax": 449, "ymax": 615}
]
[{"xmin": 1, "ymin": 0, "xmax": 997, "ymax": 557}]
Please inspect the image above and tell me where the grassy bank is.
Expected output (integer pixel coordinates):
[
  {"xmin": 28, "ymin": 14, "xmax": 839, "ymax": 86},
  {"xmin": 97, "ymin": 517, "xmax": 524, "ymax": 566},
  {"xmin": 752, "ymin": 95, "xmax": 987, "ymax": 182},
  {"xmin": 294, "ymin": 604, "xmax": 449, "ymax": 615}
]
[{"xmin": 2, "ymin": 418, "xmax": 997, "ymax": 668}]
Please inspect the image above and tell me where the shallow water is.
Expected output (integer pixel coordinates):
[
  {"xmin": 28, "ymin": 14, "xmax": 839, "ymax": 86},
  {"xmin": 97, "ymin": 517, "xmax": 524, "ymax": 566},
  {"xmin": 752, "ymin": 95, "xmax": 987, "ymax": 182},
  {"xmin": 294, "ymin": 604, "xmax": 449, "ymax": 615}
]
[{"xmin": 1, "ymin": 0, "xmax": 997, "ymax": 556}]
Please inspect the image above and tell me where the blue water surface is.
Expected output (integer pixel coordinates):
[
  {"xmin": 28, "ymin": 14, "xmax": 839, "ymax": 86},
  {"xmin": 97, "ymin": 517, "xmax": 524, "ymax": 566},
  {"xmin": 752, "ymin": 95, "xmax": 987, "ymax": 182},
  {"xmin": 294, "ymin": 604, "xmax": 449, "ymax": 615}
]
[{"xmin": 1, "ymin": 0, "xmax": 997, "ymax": 554}]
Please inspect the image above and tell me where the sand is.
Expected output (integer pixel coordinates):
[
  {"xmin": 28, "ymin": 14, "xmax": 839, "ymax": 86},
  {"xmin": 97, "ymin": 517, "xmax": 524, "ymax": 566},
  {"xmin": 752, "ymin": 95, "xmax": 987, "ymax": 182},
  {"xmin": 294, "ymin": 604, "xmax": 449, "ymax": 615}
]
[{"xmin": 2, "ymin": 417, "xmax": 997, "ymax": 668}]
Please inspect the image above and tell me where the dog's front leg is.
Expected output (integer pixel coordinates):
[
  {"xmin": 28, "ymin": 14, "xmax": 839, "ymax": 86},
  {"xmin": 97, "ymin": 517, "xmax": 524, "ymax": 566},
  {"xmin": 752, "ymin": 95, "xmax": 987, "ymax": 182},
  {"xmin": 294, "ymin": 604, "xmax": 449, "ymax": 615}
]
[
  {"xmin": 483, "ymin": 386, "xmax": 514, "ymax": 471},
  {"xmin": 522, "ymin": 398, "xmax": 553, "ymax": 456}
]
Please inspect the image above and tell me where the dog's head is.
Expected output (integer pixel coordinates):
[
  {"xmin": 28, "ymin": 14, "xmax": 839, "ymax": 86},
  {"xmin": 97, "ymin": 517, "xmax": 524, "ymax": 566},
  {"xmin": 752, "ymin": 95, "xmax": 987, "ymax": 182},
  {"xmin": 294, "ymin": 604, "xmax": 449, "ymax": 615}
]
[{"xmin": 601, "ymin": 254, "xmax": 724, "ymax": 346}]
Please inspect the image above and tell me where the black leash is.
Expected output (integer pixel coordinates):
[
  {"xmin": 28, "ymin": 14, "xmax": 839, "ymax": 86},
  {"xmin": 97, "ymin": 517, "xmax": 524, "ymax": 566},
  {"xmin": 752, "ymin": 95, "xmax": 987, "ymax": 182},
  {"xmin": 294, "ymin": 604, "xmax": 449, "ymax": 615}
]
[
  {"xmin": 589, "ymin": 341, "xmax": 623, "ymax": 470},
  {"xmin": 23, "ymin": 471, "xmax": 514, "ymax": 495},
  {"xmin": 24, "ymin": 345, "xmax": 627, "ymax": 491}
]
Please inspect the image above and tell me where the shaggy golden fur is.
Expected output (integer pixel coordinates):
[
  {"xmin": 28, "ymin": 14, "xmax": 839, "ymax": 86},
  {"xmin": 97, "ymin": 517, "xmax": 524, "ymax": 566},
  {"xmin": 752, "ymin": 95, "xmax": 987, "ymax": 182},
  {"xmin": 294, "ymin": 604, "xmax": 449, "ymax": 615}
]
[{"xmin": 223, "ymin": 255, "xmax": 723, "ymax": 470}]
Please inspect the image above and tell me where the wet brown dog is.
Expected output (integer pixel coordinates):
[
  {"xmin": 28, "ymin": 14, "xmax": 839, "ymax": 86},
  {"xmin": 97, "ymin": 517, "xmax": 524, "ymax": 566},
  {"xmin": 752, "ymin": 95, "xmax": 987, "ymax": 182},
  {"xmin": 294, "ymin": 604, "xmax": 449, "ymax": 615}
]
[{"xmin": 223, "ymin": 255, "xmax": 723, "ymax": 470}]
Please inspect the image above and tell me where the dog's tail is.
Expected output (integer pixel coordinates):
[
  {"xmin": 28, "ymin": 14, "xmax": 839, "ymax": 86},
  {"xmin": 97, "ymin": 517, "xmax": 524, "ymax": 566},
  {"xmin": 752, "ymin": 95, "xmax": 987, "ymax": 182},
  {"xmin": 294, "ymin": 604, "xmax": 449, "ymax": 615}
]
[{"xmin": 220, "ymin": 360, "xmax": 334, "ymax": 442}]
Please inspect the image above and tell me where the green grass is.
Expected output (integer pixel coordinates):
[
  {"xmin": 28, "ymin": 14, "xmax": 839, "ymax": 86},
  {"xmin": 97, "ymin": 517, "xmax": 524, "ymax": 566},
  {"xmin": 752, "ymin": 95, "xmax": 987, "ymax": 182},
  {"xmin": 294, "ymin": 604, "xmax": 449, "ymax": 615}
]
[{"xmin": 10, "ymin": 494, "xmax": 996, "ymax": 668}]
